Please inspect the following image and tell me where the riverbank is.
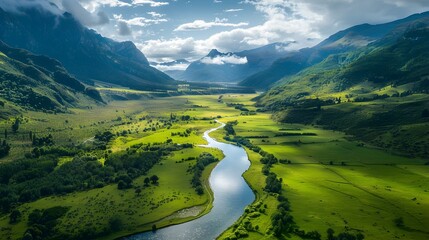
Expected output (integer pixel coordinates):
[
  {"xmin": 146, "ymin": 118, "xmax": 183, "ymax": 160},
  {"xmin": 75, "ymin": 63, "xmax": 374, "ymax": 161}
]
[{"xmin": 125, "ymin": 121, "xmax": 254, "ymax": 239}]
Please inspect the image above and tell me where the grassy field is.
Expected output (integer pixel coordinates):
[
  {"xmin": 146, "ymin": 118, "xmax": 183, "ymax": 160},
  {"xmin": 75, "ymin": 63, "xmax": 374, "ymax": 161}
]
[
  {"xmin": 215, "ymin": 95, "xmax": 429, "ymax": 240},
  {"xmin": 0, "ymin": 93, "xmax": 428, "ymax": 239}
]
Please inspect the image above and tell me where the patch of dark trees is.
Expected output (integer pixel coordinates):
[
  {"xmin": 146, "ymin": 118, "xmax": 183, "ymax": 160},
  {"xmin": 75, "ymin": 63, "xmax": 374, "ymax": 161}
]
[
  {"xmin": 274, "ymin": 132, "xmax": 317, "ymax": 137},
  {"xmin": 189, "ymin": 152, "xmax": 218, "ymax": 195},
  {"xmin": 0, "ymin": 139, "xmax": 11, "ymax": 158}
]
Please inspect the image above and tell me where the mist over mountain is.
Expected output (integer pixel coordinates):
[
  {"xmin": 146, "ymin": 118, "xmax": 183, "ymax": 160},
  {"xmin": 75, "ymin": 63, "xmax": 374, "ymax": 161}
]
[{"xmin": 179, "ymin": 43, "xmax": 291, "ymax": 83}]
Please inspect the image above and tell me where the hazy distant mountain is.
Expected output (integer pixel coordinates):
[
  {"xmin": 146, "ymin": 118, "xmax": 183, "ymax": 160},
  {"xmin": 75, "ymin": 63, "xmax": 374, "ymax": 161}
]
[
  {"xmin": 0, "ymin": 41, "xmax": 102, "ymax": 112},
  {"xmin": 180, "ymin": 43, "xmax": 291, "ymax": 83},
  {"xmin": 150, "ymin": 59, "xmax": 190, "ymax": 80},
  {"xmin": 0, "ymin": 7, "xmax": 176, "ymax": 91},
  {"xmin": 240, "ymin": 11, "xmax": 429, "ymax": 89}
]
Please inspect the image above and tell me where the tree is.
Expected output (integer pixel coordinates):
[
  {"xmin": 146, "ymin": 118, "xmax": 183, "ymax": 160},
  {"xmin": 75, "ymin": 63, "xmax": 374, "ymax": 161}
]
[
  {"xmin": 4, "ymin": 129, "xmax": 7, "ymax": 139},
  {"xmin": 144, "ymin": 177, "xmax": 150, "ymax": 186},
  {"xmin": 117, "ymin": 180, "xmax": 127, "ymax": 190},
  {"xmin": 135, "ymin": 188, "xmax": 142, "ymax": 196},
  {"xmin": 11, "ymin": 118, "xmax": 20, "ymax": 133},
  {"xmin": 9, "ymin": 209, "xmax": 21, "ymax": 224},
  {"xmin": 327, "ymin": 228, "xmax": 335, "ymax": 240},
  {"xmin": 108, "ymin": 216, "xmax": 123, "ymax": 231},
  {"xmin": 150, "ymin": 175, "xmax": 159, "ymax": 184},
  {"xmin": 152, "ymin": 224, "xmax": 157, "ymax": 232}
]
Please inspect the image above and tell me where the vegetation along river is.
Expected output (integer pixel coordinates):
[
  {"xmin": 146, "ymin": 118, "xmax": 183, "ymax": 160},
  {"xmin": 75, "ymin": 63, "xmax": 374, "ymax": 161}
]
[{"xmin": 125, "ymin": 122, "xmax": 255, "ymax": 240}]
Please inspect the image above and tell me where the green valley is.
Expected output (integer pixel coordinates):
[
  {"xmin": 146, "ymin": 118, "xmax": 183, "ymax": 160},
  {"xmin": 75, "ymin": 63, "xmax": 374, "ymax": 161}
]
[{"xmin": 1, "ymin": 2, "xmax": 429, "ymax": 240}]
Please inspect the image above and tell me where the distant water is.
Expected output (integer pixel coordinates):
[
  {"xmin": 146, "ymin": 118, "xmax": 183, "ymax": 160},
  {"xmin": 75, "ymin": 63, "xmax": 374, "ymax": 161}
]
[{"xmin": 124, "ymin": 122, "xmax": 255, "ymax": 240}]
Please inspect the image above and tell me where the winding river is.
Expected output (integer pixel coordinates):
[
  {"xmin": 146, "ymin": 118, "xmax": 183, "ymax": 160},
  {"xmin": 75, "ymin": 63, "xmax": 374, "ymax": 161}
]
[{"xmin": 125, "ymin": 122, "xmax": 255, "ymax": 240}]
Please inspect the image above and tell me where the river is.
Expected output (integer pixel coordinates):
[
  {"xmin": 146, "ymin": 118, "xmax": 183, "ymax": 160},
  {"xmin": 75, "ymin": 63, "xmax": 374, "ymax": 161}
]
[{"xmin": 125, "ymin": 122, "xmax": 255, "ymax": 240}]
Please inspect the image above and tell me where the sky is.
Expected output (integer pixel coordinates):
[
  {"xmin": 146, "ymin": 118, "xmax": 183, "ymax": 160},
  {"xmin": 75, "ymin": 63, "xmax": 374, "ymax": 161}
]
[{"xmin": 2, "ymin": 0, "xmax": 429, "ymax": 70}]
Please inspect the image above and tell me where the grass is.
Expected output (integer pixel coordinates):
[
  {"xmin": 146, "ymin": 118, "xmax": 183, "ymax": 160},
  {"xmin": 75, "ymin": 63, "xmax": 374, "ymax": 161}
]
[
  {"xmin": 214, "ymin": 94, "xmax": 429, "ymax": 240},
  {"xmin": 1, "ymin": 93, "xmax": 428, "ymax": 239}
]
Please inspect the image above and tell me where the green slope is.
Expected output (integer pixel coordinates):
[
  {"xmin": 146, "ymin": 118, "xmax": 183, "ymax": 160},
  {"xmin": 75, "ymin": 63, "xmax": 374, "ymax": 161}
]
[
  {"xmin": 0, "ymin": 41, "xmax": 102, "ymax": 113},
  {"xmin": 240, "ymin": 11, "xmax": 429, "ymax": 90},
  {"xmin": 257, "ymin": 28, "xmax": 429, "ymax": 158}
]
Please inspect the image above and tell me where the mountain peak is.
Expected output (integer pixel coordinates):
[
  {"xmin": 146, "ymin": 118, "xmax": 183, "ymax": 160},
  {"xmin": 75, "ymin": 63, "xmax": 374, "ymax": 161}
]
[{"xmin": 207, "ymin": 49, "xmax": 222, "ymax": 57}]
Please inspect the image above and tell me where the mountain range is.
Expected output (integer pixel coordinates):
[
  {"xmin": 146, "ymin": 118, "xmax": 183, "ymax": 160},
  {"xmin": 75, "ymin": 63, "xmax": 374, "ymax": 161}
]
[
  {"xmin": 240, "ymin": 11, "xmax": 429, "ymax": 89},
  {"xmin": 177, "ymin": 43, "xmax": 291, "ymax": 83},
  {"xmin": 0, "ymin": 6, "xmax": 176, "ymax": 91}
]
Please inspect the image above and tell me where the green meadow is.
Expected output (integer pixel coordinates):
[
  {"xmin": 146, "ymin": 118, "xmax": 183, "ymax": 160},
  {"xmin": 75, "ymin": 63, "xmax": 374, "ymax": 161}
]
[
  {"xmin": 216, "ymin": 95, "xmax": 429, "ymax": 240},
  {"xmin": 0, "ymin": 93, "xmax": 428, "ymax": 239}
]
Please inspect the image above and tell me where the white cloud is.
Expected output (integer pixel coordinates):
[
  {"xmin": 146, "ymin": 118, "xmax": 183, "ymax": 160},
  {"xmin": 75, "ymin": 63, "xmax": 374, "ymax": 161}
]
[
  {"xmin": 77, "ymin": 0, "xmax": 131, "ymax": 12},
  {"xmin": 136, "ymin": 37, "xmax": 204, "ymax": 62},
  {"xmin": 147, "ymin": 11, "xmax": 165, "ymax": 18},
  {"xmin": 224, "ymin": 9, "xmax": 243, "ymax": 12},
  {"xmin": 62, "ymin": 0, "xmax": 110, "ymax": 26},
  {"xmin": 152, "ymin": 63, "xmax": 190, "ymax": 71},
  {"xmin": 201, "ymin": 54, "xmax": 248, "ymax": 65},
  {"xmin": 114, "ymin": 14, "xmax": 167, "ymax": 27},
  {"xmin": 131, "ymin": 0, "xmax": 169, "ymax": 7},
  {"xmin": 174, "ymin": 18, "xmax": 249, "ymax": 31}
]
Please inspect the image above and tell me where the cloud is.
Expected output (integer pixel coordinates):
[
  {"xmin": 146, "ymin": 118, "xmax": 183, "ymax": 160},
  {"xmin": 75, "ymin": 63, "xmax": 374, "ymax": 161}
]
[
  {"xmin": 174, "ymin": 18, "xmax": 249, "ymax": 31},
  {"xmin": 131, "ymin": 0, "xmax": 169, "ymax": 7},
  {"xmin": 114, "ymin": 14, "xmax": 167, "ymax": 27},
  {"xmin": 201, "ymin": 54, "xmax": 248, "ymax": 65},
  {"xmin": 118, "ymin": 21, "xmax": 132, "ymax": 35},
  {"xmin": 147, "ymin": 11, "xmax": 165, "ymax": 18},
  {"xmin": 136, "ymin": 37, "xmax": 199, "ymax": 61},
  {"xmin": 152, "ymin": 62, "xmax": 190, "ymax": 71},
  {"xmin": 0, "ymin": 0, "xmax": 63, "ymax": 14},
  {"xmin": 224, "ymin": 9, "xmax": 243, "ymax": 12},
  {"xmin": 62, "ymin": 0, "xmax": 109, "ymax": 26},
  {"xmin": 78, "ymin": 0, "xmax": 131, "ymax": 11}
]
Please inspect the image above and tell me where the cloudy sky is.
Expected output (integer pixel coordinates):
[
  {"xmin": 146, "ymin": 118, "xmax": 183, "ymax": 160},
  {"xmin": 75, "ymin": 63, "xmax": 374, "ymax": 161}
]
[{"xmin": 2, "ymin": 0, "xmax": 429, "ymax": 69}]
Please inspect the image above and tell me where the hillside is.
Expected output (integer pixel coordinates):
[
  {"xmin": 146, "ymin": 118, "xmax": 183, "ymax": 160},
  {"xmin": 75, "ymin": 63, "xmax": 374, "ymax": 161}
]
[
  {"xmin": 257, "ymin": 27, "xmax": 429, "ymax": 158},
  {"xmin": 180, "ymin": 43, "xmax": 290, "ymax": 83},
  {"xmin": 0, "ymin": 7, "xmax": 176, "ymax": 91},
  {"xmin": 240, "ymin": 11, "xmax": 429, "ymax": 89},
  {"xmin": 0, "ymin": 41, "xmax": 102, "ymax": 113}
]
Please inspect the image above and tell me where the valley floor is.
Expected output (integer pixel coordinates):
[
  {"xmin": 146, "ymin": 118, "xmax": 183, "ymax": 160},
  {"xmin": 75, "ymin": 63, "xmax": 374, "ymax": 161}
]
[{"xmin": 0, "ymin": 94, "xmax": 428, "ymax": 240}]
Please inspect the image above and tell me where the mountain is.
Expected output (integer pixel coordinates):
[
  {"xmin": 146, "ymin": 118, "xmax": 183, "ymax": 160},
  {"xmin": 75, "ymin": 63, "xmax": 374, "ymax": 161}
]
[
  {"xmin": 180, "ymin": 43, "xmax": 291, "ymax": 83},
  {"xmin": 0, "ymin": 40, "xmax": 102, "ymax": 113},
  {"xmin": 151, "ymin": 59, "xmax": 190, "ymax": 80},
  {"xmin": 255, "ymin": 26, "xmax": 429, "ymax": 158},
  {"xmin": 240, "ymin": 11, "xmax": 429, "ymax": 89},
  {"xmin": 0, "ymin": 6, "xmax": 176, "ymax": 91}
]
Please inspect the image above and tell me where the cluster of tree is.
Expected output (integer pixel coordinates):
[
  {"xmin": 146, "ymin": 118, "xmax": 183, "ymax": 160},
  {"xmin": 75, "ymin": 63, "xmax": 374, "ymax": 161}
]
[
  {"xmin": 94, "ymin": 131, "xmax": 115, "ymax": 143},
  {"xmin": 171, "ymin": 128, "xmax": 193, "ymax": 137},
  {"xmin": 190, "ymin": 153, "xmax": 218, "ymax": 194},
  {"xmin": 224, "ymin": 121, "xmax": 238, "ymax": 136},
  {"xmin": 354, "ymin": 94, "xmax": 390, "ymax": 102},
  {"xmin": 0, "ymin": 139, "xmax": 10, "ymax": 158},
  {"xmin": 22, "ymin": 206, "xmax": 69, "ymax": 240},
  {"xmin": 265, "ymin": 173, "xmax": 282, "ymax": 193},
  {"xmin": 226, "ymin": 103, "xmax": 250, "ymax": 112},
  {"xmin": 29, "ymin": 146, "xmax": 79, "ymax": 158},
  {"xmin": 271, "ymin": 198, "xmax": 295, "ymax": 236},
  {"xmin": 274, "ymin": 132, "xmax": 317, "ymax": 137},
  {"xmin": 326, "ymin": 228, "xmax": 365, "ymax": 240},
  {"xmin": 224, "ymin": 135, "xmax": 262, "ymax": 153},
  {"xmin": 32, "ymin": 134, "xmax": 54, "ymax": 146}
]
